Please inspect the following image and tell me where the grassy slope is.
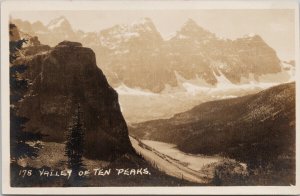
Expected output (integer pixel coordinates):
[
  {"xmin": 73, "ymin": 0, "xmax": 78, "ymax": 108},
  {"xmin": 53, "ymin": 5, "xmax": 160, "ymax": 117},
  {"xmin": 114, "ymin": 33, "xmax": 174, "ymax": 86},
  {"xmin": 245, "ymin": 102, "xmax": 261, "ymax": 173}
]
[{"xmin": 11, "ymin": 142, "xmax": 199, "ymax": 187}]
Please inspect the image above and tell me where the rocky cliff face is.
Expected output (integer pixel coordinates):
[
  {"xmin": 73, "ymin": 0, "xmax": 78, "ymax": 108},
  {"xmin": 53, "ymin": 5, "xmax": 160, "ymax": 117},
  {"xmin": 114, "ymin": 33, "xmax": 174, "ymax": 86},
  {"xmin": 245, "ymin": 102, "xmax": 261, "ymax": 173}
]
[
  {"xmin": 17, "ymin": 40, "xmax": 133, "ymax": 160},
  {"xmin": 12, "ymin": 17, "xmax": 284, "ymax": 92}
]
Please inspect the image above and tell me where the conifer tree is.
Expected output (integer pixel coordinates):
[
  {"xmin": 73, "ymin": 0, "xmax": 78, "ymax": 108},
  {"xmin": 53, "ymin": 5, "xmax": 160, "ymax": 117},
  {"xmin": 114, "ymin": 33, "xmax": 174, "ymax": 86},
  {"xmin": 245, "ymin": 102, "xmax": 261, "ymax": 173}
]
[
  {"xmin": 65, "ymin": 104, "xmax": 85, "ymax": 174},
  {"xmin": 9, "ymin": 25, "xmax": 44, "ymax": 162}
]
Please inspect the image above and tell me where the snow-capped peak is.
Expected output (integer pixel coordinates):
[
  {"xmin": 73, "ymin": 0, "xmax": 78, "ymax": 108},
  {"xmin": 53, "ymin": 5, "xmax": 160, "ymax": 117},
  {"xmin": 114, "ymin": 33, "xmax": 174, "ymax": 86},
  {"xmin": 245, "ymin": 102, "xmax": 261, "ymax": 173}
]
[
  {"xmin": 244, "ymin": 32, "xmax": 256, "ymax": 37},
  {"xmin": 47, "ymin": 16, "xmax": 69, "ymax": 30},
  {"xmin": 98, "ymin": 17, "xmax": 162, "ymax": 49},
  {"xmin": 240, "ymin": 34, "xmax": 263, "ymax": 42},
  {"xmin": 180, "ymin": 18, "xmax": 208, "ymax": 33},
  {"xmin": 131, "ymin": 17, "xmax": 153, "ymax": 26},
  {"xmin": 130, "ymin": 17, "xmax": 157, "ymax": 32},
  {"xmin": 183, "ymin": 18, "xmax": 198, "ymax": 27},
  {"xmin": 173, "ymin": 18, "xmax": 214, "ymax": 40},
  {"xmin": 242, "ymin": 33, "xmax": 259, "ymax": 39}
]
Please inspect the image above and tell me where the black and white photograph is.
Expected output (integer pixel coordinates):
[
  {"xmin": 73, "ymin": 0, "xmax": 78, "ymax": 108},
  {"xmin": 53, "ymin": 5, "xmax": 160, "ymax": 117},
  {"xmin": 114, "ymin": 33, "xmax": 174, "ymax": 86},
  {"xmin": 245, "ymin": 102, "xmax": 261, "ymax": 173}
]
[{"xmin": 1, "ymin": 0, "xmax": 299, "ymax": 195}]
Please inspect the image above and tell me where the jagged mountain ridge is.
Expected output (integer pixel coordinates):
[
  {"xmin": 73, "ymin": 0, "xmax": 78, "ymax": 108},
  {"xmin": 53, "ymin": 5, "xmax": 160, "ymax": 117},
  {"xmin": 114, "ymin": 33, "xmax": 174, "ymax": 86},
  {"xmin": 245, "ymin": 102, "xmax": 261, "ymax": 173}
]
[{"xmin": 12, "ymin": 16, "xmax": 285, "ymax": 92}]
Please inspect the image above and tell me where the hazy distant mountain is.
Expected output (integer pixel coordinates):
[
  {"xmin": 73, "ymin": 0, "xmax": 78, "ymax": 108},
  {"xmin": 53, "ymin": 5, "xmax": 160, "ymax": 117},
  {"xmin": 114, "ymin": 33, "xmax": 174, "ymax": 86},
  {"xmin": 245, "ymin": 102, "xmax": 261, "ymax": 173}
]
[
  {"xmin": 166, "ymin": 19, "xmax": 282, "ymax": 85},
  {"xmin": 12, "ymin": 17, "xmax": 290, "ymax": 92}
]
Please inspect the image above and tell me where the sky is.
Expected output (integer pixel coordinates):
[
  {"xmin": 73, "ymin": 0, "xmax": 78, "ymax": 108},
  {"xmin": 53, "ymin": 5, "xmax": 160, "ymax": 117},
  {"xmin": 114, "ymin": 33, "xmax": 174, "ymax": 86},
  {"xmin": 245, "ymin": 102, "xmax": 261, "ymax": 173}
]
[{"xmin": 11, "ymin": 9, "xmax": 295, "ymax": 61}]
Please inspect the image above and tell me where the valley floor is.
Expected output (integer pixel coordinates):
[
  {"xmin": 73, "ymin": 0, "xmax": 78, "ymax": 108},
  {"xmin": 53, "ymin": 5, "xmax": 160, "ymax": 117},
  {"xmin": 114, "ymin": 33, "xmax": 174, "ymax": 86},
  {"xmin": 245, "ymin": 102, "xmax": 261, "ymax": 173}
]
[
  {"xmin": 130, "ymin": 136, "xmax": 212, "ymax": 183},
  {"xmin": 130, "ymin": 136, "xmax": 247, "ymax": 184}
]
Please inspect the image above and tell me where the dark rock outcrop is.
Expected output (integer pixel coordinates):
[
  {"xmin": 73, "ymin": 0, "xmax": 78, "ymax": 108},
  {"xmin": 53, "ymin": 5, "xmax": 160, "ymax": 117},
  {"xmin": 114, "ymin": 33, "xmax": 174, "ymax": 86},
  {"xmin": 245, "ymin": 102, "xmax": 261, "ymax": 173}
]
[{"xmin": 19, "ymin": 40, "xmax": 133, "ymax": 160}]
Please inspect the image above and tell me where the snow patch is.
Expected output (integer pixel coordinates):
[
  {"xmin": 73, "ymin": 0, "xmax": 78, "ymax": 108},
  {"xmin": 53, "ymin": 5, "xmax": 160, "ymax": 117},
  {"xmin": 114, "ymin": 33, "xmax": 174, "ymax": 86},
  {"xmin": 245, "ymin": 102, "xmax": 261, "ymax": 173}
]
[
  {"xmin": 130, "ymin": 18, "xmax": 155, "ymax": 32},
  {"xmin": 165, "ymin": 32, "xmax": 176, "ymax": 40},
  {"xmin": 122, "ymin": 32, "xmax": 140, "ymax": 40},
  {"xmin": 243, "ymin": 33, "xmax": 256, "ymax": 38},
  {"xmin": 99, "ymin": 24, "xmax": 142, "ymax": 49},
  {"xmin": 212, "ymin": 69, "xmax": 234, "ymax": 88},
  {"xmin": 116, "ymin": 83, "xmax": 157, "ymax": 96},
  {"xmin": 182, "ymin": 82, "xmax": 210, "ymax": 96},
  {"xmin": 47, "ymin": 17, "xmax": 66, "ymax": 30},
  {"xmin": 217, "ymin": 62, "xmax": 229, "ymax": 69},
  {"xmin": 131, "ymin": 17, "xmax": 152, "ymax": 26},
  {"xmin": 177, "ymin": 34, "xmax": 188, "ymax": 40}
]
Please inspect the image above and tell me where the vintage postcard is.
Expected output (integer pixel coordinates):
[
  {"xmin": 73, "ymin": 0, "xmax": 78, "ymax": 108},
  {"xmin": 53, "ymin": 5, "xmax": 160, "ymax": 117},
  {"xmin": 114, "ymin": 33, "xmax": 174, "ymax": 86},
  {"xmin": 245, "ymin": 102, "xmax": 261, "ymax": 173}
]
[{"xmin": 1, "ymin": 0, "xmax": 299, "ymax": 195}]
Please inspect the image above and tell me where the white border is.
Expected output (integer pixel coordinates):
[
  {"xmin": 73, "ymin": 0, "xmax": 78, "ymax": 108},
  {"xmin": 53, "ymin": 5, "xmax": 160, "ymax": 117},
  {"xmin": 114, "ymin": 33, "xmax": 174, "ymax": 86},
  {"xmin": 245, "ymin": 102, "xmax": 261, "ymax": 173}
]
[{"xmin": 1, "ymin": 0, "xmax": 299, "ymax": 195}]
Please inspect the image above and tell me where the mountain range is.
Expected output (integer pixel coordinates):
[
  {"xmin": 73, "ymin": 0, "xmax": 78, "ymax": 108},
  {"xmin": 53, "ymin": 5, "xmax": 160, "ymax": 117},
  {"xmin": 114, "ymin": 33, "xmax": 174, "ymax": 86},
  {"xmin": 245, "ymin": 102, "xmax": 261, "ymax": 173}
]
[{"xmin": 12, "ymin": 16, "xmax": 293, "ymax": 92}]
